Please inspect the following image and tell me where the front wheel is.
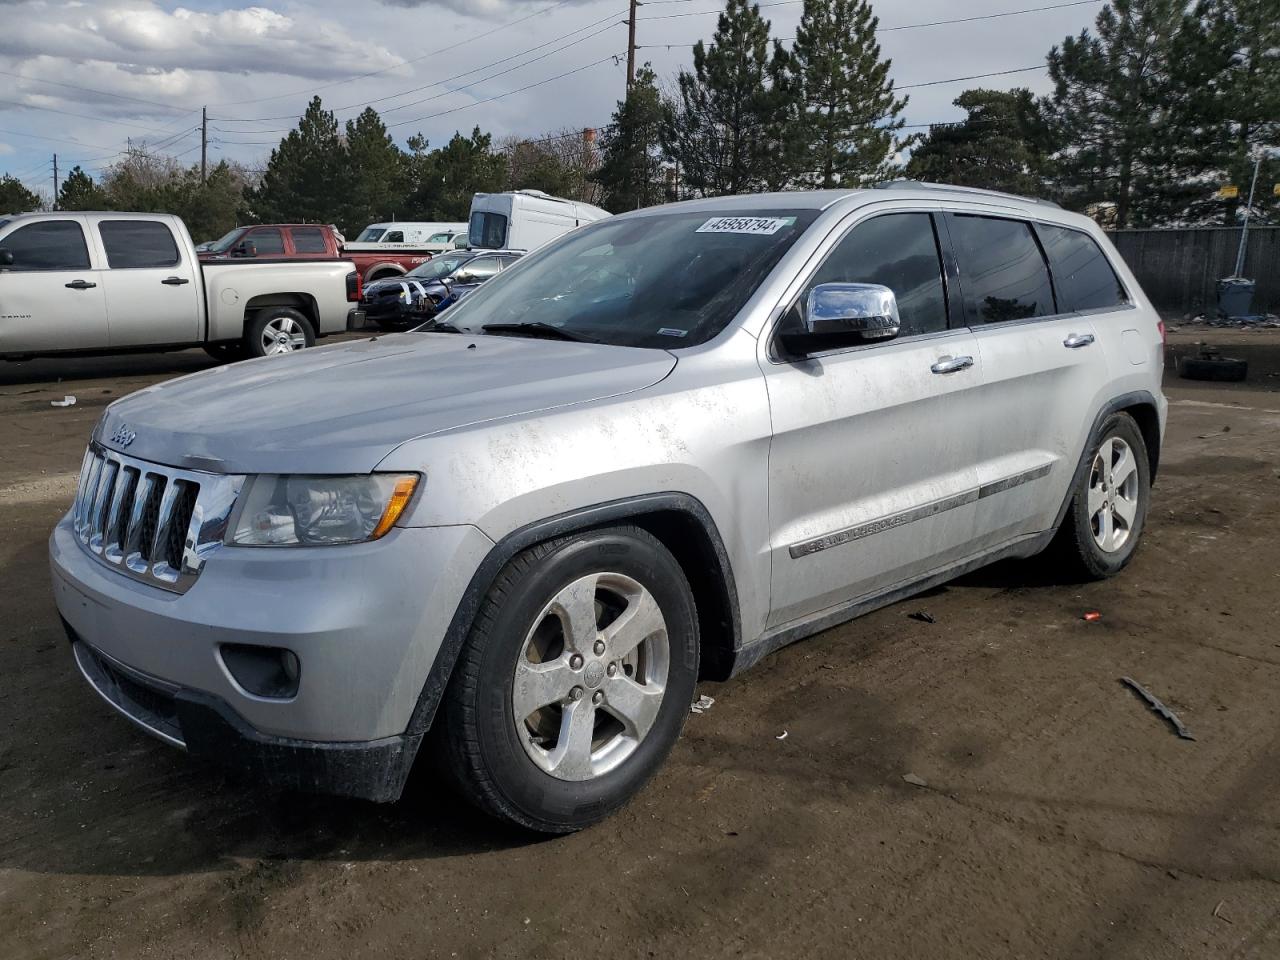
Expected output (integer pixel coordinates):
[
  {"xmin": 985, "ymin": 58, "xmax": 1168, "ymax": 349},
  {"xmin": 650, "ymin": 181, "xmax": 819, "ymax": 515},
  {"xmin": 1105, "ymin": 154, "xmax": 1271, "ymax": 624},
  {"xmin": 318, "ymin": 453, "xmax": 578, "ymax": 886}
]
[
  {"xmin": 1047, "ymin": 412, "xmax": 1151, "ymax": 580},
  {"xmin": 434, "ymin": 526, "xmax": 699, "ymax": 833},
  {"xmin": 244, "ymin": 307, "xmax": 316, "ymax": 358}
]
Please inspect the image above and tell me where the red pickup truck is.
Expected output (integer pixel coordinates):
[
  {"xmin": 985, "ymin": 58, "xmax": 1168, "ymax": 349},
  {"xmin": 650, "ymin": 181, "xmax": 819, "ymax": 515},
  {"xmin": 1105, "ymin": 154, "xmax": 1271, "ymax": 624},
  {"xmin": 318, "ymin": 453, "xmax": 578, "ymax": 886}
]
[{"xmin": 198, "ymin": 223, "xmax": 459, "ymax": 284}]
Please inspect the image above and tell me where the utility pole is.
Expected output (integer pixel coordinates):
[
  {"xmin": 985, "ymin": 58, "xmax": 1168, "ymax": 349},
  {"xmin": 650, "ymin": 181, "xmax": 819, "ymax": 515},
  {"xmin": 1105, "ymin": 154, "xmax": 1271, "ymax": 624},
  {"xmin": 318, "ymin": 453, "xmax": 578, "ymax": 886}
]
[
  {"xmin": 1232, "ymin": 152, "xmax": 1263, "ymax": 278},
  {"xmin": 626, "ymin": 0, "xmax": 640, "ymax": 91},
  {"xmin": 52, "ymin": 154, "xmax": 58, "ymax": 207},
  {"xmin": 201, "ymin": 106, "xmax": 208, "ymax": 183}
]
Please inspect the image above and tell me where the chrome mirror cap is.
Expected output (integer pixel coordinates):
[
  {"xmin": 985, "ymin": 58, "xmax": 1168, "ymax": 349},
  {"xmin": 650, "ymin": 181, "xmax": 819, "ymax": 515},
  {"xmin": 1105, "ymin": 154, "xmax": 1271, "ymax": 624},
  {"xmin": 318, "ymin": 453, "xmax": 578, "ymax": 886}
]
[{"xmin": 805, "ymin": 282, "xmax": 901, "ymax": 339}]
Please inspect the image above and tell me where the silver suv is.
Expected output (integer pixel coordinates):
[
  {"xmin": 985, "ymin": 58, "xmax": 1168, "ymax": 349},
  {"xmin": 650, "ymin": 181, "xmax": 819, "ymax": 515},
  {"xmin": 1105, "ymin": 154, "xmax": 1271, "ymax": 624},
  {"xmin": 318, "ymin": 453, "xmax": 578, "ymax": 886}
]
[{"xmin": 50, "ymin": 185, "xmax": 1166, "ymax": 832}]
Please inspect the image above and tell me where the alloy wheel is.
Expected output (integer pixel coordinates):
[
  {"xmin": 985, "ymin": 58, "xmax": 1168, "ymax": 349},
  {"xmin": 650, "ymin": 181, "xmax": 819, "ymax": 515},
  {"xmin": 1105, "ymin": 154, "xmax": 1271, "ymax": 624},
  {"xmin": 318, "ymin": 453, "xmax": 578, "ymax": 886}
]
[
  {"xmin": 1088, "ymin": 436, "xmax": 1140, "ymax": 552},
  {"xmin": 512, "ymin": 572, "xmax": 670, "ymax": 782},
  {"xmin": 261, "ymin": 316, "xmax": 307, "ymax": 355}
]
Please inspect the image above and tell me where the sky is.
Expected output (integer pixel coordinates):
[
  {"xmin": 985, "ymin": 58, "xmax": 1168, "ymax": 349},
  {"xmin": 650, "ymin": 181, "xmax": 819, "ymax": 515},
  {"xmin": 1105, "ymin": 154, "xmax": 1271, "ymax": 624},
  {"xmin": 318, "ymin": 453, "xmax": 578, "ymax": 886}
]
[{"xmin": 0, "ymin": 0, "xmax": 1107, "ymax": 201}]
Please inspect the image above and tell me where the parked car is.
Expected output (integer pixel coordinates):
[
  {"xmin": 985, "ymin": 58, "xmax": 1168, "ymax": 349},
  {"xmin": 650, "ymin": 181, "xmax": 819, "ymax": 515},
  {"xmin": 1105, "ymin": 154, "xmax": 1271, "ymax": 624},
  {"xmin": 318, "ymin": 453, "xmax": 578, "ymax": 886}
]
[
  {"xmin": 0, "ymin": 212, "xmax": 359, "ymax": 360},
  {"xmin": 51, "ymin": 184, "xmax": 1165, "ymax": 834},
  {"xmin": 341, "ymin": 222, "xmax": 469, "ymax": 285},
  {"xmin": 355, "ymin": 249, "xmax": 522, "ymax": 331},
  {"xmin": 468, "ymin": 190, "xmax": 610, "ymax": 252},
  {"xmin": 198, "ymin": 223, "xmax": 344, "ymax": 262}
]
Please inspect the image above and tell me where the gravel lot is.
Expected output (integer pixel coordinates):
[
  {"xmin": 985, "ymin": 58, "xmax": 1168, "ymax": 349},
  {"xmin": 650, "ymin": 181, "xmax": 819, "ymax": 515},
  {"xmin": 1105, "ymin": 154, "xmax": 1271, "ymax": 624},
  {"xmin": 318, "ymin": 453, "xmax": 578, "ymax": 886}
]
[{"xmin": 2, "ymin": 330, "xmax": 1278, "ymax": 959}]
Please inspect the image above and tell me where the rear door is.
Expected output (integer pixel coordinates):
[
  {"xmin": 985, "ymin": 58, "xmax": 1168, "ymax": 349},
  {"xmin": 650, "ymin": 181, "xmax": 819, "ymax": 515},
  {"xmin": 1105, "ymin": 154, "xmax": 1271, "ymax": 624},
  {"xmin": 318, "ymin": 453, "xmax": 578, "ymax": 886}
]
[
  {"xmin": 761, "ymin": 208, "xmax": 989, "ymax": 629},
  {"xmin": 943, "ymin": 211, "xmax": 1115, "ymax": 547},
  {"xmin": 96, "ymin": 218, "xmax": 201, "ymax": 348},
  {"xmin": 288, "ymin": 226, "xmax": 331, "ymax": 258},
  {"xmin": 0, "ymin": 217, "xmax": 108, "ymax": 352}
]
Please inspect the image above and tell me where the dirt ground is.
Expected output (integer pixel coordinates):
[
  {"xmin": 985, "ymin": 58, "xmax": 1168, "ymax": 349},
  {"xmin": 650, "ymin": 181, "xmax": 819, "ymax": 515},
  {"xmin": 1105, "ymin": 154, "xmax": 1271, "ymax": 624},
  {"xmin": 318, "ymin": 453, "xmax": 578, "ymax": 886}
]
[{"xmin": 1, "ymin": 330, "xmax": 1278, "ymax": 960}]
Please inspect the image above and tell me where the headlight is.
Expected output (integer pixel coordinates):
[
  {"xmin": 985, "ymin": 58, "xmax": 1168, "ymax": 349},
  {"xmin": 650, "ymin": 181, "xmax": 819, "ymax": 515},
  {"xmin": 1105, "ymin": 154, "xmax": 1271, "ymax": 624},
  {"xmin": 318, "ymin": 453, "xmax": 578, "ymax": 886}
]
[{"xmin": 228, "ymin": 474, "xmax": 419, "ymax": 546}]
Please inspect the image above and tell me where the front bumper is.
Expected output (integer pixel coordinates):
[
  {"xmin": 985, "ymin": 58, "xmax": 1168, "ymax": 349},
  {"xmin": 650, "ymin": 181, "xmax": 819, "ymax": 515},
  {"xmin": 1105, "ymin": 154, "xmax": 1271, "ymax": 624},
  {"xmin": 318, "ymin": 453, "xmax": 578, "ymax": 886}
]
[{"xmin": 50, "ymin": 512, "xmax": 494, "ymax": 795}]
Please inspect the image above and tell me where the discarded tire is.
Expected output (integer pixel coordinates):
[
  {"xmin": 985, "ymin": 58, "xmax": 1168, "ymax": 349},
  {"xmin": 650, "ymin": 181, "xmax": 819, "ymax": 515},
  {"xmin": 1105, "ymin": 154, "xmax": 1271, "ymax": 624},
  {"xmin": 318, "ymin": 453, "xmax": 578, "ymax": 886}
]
[{"xmin": 1177, "ymin": 355, "xmax": 1248, "ymax": 382}]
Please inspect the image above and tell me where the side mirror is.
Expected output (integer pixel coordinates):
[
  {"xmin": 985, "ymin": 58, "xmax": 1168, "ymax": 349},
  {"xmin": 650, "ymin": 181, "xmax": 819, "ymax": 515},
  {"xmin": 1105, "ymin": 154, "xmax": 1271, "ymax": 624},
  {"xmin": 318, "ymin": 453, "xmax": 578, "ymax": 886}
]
[
  {"xmin": 0, "ymin": 249, "xmax": 13, "ymax": 267},
  {"xmin": 452, "ymin": 272, "xmax": 475, "ymax": 284},
  {"xmin": 781, "ymin": 282, "xmax": 901, "ymax": 355}
]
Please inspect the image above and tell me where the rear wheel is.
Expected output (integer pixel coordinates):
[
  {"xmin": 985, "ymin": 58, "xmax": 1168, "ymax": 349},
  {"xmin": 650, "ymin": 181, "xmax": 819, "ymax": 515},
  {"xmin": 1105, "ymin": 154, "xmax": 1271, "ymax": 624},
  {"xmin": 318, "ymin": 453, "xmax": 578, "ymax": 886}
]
[
  {"xmin": 1047, "ymin": 412, "xmax": 1151, "ymax": 580},
  {"xmin": 434, "ymin": 526, "xmax": 699, "ymax": 833},
  {"xmin": 244, "ymin": 307, "xmax": 315, "ymax": 358}
]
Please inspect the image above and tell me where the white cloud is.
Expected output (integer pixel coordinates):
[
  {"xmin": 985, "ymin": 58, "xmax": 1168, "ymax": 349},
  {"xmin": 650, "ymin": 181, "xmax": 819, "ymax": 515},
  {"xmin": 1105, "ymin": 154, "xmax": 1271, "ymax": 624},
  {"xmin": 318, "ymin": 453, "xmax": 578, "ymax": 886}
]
[{"xmin": 0, "ymin": 142, "xmax": 15, "ymax": 156}]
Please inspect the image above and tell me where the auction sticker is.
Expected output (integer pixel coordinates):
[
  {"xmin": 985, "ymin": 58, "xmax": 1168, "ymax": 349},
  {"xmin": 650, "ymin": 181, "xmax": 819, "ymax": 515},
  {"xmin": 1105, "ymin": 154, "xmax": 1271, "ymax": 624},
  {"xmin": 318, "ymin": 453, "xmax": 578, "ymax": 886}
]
[{"xmin": 696, "ymin": 216, "xmax": 796, "ymax": 235}]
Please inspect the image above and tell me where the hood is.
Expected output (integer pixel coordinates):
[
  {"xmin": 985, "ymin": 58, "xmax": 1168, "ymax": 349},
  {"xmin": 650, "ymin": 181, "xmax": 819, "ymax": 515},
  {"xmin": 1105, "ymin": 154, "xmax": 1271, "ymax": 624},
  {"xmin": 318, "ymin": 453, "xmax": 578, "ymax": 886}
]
[{"xmin": 97, "ymin": 334, "xmax": 677, "ymax": 475}]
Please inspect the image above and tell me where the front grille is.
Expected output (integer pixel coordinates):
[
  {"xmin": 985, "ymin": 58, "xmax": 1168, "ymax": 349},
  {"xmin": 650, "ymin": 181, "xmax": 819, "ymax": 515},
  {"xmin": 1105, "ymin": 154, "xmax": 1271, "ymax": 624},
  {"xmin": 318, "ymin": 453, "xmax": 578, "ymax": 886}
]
[{"xmin": 71, "ymin": 445, "xmax": 245, "ymax": 594}]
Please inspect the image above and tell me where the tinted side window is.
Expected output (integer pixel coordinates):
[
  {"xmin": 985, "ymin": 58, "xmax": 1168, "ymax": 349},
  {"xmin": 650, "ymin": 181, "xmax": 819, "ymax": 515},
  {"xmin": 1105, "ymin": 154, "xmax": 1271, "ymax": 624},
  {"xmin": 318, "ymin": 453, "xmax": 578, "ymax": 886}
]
[
  {"xmin": 804, "ymin": 213, "xmax": 948, "ymax": 338},
  {"xmin": 99, "ymin": 220, "xmax": 180, "ymax": 269},
  {"xmin": 948, "ymin": 215, "xmax": 1055, "ymax": 324},
  {"xmin": 1036, "ymin": 223, "xmax": 1127, "ymax": 312},
  {"xmin": 461, "ymin": 257, "xmax": 501, "ymax": 280},
  {"xmin": 291, "ymin": 227, "xmax": 328, "ymax": 253},
  {"xmin": 1, "ymin": 221, "xmax": 91, "ymax": 271},
  {"xmin": 384, "ymin": 230, "xmax": 404, "ymax": 243},
  {"xmin": 249, "ymin": 228, "xmax": 284, "ymax": 255}
]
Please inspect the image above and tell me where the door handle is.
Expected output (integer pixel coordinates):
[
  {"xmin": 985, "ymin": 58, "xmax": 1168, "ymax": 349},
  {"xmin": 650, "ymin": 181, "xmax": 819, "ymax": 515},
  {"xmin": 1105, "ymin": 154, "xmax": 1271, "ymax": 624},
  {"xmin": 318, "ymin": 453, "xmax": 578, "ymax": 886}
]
[
  {"xmin": 931, "ymin": 355, "xmax": 974, "ymax": 374},
  {"xmin": 64, "ymin": 280, "xmax": 97, "ymax": 290},
  {"xmin": 1063, "ymin": 332, "xmax": 1095, "ymax": 348},
  {"xmin": 161, "ymin": 276, "xmax": 190, "ymax": 286}
]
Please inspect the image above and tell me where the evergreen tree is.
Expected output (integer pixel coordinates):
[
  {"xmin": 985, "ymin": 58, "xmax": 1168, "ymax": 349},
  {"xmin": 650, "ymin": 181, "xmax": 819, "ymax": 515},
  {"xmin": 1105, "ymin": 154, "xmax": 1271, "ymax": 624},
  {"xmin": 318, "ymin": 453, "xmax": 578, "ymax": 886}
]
[
  {"xmin": 787, "ymin": 0, "xmax": 908, "ymax": 187},
  {"xmin": 1045, "ymin": 0, "xmax": 1209, "ymax": 227},
  {"xmin": 0, "ymin": 174, "xmax": 41, "ymax": 213},
  {"xmin": 56, "ymin": 166, "xmax": 108, "ymax": 210},
  {"xmin": 906, "ymin": 89, "xmax": 1057, "ymax": 197},
  {"xmin": 246, "ymin": 97, "xmax": 347, "ymax": 228},
  {"xmin": 661, "ymin": 0, "xmax": 786, "ymax": 196},
  {"xmin": 344, "ymin": 108, "xmax": 408, "ymax": 230},
  {"xmin": 401, "ymin": 128, "xmax": 507, "ymax": 220},
  {"xmin": 594, "ymin": 66, "xmax": 667, "ymax": 211}
]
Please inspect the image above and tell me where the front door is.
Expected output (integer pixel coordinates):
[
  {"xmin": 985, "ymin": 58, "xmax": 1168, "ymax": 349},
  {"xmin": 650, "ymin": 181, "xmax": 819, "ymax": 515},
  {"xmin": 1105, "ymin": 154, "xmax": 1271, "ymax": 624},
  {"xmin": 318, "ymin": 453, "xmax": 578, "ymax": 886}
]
[
  {"xmin": 0, "ymin": 217, "xmax": 108, "ymax": 353},
  {"xmin": 761, "ymin": 209, "xmax": 988, "ymax": 630},
  {"xmin": 95, "ymin": 218, "xmax": 201, "ymax": 348}
]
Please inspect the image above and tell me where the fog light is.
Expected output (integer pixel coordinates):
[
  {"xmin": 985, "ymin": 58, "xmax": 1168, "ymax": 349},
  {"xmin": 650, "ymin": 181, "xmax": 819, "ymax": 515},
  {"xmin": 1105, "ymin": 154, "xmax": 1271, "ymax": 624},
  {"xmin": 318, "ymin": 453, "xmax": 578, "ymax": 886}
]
[{"xmin": 220, "ymin": 644, "xmax": 301, "ymax": 699}]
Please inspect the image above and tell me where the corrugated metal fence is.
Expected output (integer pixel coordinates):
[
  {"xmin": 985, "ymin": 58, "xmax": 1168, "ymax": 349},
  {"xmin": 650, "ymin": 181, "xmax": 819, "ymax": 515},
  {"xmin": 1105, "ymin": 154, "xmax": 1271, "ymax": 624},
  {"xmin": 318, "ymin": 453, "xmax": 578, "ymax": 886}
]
[{"xmin": 1106, "ymin": 226, "xmax": 1279, "ymax": 318}]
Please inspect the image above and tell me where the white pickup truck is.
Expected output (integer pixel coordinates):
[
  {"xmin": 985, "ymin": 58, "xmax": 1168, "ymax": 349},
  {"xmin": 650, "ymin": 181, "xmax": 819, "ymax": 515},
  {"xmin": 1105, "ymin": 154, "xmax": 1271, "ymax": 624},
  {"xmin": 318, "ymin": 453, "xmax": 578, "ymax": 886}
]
[{"xmin": 0, "ymin": 212, "xmax": 359, "ymax": 361}]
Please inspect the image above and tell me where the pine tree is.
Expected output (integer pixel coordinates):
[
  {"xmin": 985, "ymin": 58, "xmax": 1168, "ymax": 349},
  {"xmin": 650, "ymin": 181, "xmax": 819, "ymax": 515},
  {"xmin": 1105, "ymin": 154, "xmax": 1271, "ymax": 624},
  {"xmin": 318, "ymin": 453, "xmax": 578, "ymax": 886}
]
[
  {"xmin": 344, "ymin": 108, "xmax": 408, "ymax": 231},
  {"xmin": 594, "ymin": 66, "xmax": 667, "ymax": 211},
  {"xmin": 401, "ymin": 128, "xmax": 507, "ymax": 220},
  {"xmin": 905, "ymin": 89, "xmax": 1057, "ymax": 196},
  {"xmin": 1045, "ymin": 0, "xmax": 1209, "ymax": 227},
  {"xmin": 661, "ymin": 0, "xmax": 786, "ymax": 196},
  {"xmin": 787, "ymin": 0, "xmax": 908, "ymax": 187},
  {"xmin": 56, "ymin": 166, "xmax": 108, "ymax": 210},
  {"xmin": 0, "ymin": 174, "xmax": 41, "ymax": 213},
  {"xmin": 246, "ymin": 97, "xmax": 347, "ymax": 228}
]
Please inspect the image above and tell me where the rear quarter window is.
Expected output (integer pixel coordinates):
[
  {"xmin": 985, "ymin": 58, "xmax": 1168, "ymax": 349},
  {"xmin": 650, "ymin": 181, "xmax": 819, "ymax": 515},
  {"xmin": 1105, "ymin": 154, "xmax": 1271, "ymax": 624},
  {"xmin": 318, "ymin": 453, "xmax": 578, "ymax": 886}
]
[
  {"xmin": 98, "ymin": 220, "xmax": 180, "ymax": 269},
  {"xmin": 1035, "ymin": 223, "xmax": 1128, "ymax": 312}
]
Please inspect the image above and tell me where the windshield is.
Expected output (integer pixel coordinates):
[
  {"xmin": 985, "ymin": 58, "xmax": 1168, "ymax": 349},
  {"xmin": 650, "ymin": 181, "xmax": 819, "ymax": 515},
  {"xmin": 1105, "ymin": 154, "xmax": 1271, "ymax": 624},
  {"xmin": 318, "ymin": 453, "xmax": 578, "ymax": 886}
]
[
  {"xmin": 404, "ymin": 252, "xmax": 473, "ymax": 280},
  {"xmin": 357, "ymin": 227, "xmax": 386, "ymax": 242},
  {"xmin": 208, "ymin": 227, "xmax": 247, "ymax": 253},
  {"xmin": 442, "ymin": 209, "xmax": 819, "ymax": 348}
]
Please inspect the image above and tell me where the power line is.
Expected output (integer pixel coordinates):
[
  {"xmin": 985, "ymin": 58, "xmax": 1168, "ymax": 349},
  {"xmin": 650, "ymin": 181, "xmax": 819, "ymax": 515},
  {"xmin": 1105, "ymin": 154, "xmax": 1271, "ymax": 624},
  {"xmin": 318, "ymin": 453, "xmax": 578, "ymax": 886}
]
[
  {"xmin": 208, "ymin": 0, "xmax": 585, "ymax": 108},
  {"xmin": 0, "ymin": 68, "xmax": 191, "ymax": 114}
]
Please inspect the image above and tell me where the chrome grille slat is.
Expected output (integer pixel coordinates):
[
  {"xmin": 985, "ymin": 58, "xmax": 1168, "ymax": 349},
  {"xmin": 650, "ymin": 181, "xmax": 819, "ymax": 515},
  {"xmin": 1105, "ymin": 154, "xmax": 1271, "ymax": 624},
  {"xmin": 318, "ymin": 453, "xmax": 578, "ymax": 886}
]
[{"xmin": 69, "ymin": 444, "xmax": 246, "ymax": 595}]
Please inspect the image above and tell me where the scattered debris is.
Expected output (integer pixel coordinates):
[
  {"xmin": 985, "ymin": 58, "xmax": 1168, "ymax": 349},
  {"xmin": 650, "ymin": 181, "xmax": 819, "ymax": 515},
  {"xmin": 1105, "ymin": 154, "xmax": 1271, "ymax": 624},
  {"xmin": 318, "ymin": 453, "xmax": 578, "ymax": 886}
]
[
  {"xmin": 775, "ymin": 730, "xmax": 789, "ymax": 741},
  {"xmin": 908, "ymin": 611, "xmax": 937, "ymax": 624},
  {"xmin": 1120, "ymin": 677, "xmax": 1196, "ymax": 741},
  {"xmin": 1212, "ymin": 900, "xmax": 1233, "ymax": 924},
  {"xmin": 49, "ymin": 396, "xmax": 76, "ymax": 407},
  {"xmin": 690, "ymin": 694, "xmax": 715, "ymax": 715},
  {"xmin": 1197, "ymin": 426, "xmax": 1233, "ymax": 439},
  {"xmin": 1083, "ymin": 611, "xmax": 1102, "ymax": 622},
  {"xmin": 902, "ymin": 773, "xmax": 928, "ymax": 787}
]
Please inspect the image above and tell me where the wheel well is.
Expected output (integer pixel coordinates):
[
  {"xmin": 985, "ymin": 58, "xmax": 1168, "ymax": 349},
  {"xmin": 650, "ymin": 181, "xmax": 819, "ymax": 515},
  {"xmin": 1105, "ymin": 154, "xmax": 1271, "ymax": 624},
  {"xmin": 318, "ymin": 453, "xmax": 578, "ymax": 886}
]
[
  {"xmin": 628, "ymin": 510, "xmax": 738, "ymax": 682},
  {"xmin": 244, "ymin": 293, "xmax": 318, "ymax": 330},
  {"xmin": 367, "ymin": 266, "xmax": 404, "ymax": 282},
  {"xmin": 1118, "ymin": 401, "xmax": 1161, "ymax": 480}
]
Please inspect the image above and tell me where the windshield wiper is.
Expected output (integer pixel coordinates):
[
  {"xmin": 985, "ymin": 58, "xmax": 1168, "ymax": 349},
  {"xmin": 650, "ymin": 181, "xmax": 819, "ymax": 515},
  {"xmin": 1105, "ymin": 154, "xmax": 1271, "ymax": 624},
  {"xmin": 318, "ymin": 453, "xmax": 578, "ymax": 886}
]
[
  {"xmin": 481, "ymin": 322, "xmax": 599, "ymax": 344},
  {"xmin": 416, "ymin": 319, "xmax": 462, "ymax": 334}
]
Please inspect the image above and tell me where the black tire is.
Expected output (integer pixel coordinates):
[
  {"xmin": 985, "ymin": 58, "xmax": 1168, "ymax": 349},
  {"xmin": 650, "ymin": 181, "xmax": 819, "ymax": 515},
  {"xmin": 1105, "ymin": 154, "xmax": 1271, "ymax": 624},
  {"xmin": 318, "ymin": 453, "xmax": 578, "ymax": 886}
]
[
  {"xmin": 203, "ymin": 342, "xmax": 246, "ymax": 363},
  {"xmin": 433, "ymin": 525, "xmax": 699, "ymax": 833},
  {"xmin": 375, "ymin": 316, "xmax": 418, "ymax": 332},
  {"xmin": 1047, "ymin": 412, "xmax": 1151, "ymax": 580},
  {"xmin": 1177, "ymin": 355, "xmax": 1247, "ymax": 382},
  {"xmin": 243, "ymin": 307, "xmax": 316, "ymax": 358}
]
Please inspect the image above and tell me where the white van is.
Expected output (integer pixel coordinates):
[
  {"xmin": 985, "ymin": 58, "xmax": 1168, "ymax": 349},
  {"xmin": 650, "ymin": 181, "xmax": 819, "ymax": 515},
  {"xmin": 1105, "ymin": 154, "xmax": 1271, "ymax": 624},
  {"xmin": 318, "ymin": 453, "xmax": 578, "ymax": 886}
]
[
  {"xmin": 348, "ymin": 222, "xmax": 468, "ymax": 255},
  {"xmin": 468, "ymin": 191, "xmax": 611, "ymax": 253}
]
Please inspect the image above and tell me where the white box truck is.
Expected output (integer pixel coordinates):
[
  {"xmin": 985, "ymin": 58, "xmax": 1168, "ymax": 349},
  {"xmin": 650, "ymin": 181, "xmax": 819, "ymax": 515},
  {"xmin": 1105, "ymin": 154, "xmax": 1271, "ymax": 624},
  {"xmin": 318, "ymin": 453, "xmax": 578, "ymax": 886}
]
[{"xmin": 467, "ymin": 190, "xmax": 610, "ymax": 253}]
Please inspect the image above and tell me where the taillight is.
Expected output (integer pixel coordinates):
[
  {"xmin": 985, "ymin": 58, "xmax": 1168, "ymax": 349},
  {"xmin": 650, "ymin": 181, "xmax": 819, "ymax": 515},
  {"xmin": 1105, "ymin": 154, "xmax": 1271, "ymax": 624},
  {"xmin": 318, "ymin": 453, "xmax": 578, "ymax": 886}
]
[
  {"xmin": 1157, "ymin": 319, "xmax": 1166, "ymax": 344},
  {"xmin": 345, "ymin": 270, "xmax": 361, "ymax": 303}
]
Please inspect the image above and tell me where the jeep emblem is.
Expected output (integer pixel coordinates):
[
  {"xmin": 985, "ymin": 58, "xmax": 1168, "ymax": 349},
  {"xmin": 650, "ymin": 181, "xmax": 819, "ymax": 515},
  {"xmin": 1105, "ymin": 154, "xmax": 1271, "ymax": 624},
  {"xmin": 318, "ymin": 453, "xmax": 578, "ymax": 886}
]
[{"xmin": 109, "ymin": 423, "xmax": 137, "ymax": 449}]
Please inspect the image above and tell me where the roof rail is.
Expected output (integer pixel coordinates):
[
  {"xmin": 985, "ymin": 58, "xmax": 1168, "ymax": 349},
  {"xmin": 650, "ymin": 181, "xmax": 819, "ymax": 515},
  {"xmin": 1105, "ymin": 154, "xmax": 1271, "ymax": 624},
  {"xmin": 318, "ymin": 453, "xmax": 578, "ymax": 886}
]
[{"xmin": 872, "ymin": 179, "xmax": 1061, "ymax": 208}]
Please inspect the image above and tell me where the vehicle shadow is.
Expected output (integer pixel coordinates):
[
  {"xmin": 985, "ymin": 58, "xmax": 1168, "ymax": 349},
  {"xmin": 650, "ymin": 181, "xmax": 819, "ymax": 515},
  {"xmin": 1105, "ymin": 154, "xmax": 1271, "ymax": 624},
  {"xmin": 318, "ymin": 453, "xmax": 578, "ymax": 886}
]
[{"xmin": 0, "ymin": 350, "xmax": 217, "ymax": 388}]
